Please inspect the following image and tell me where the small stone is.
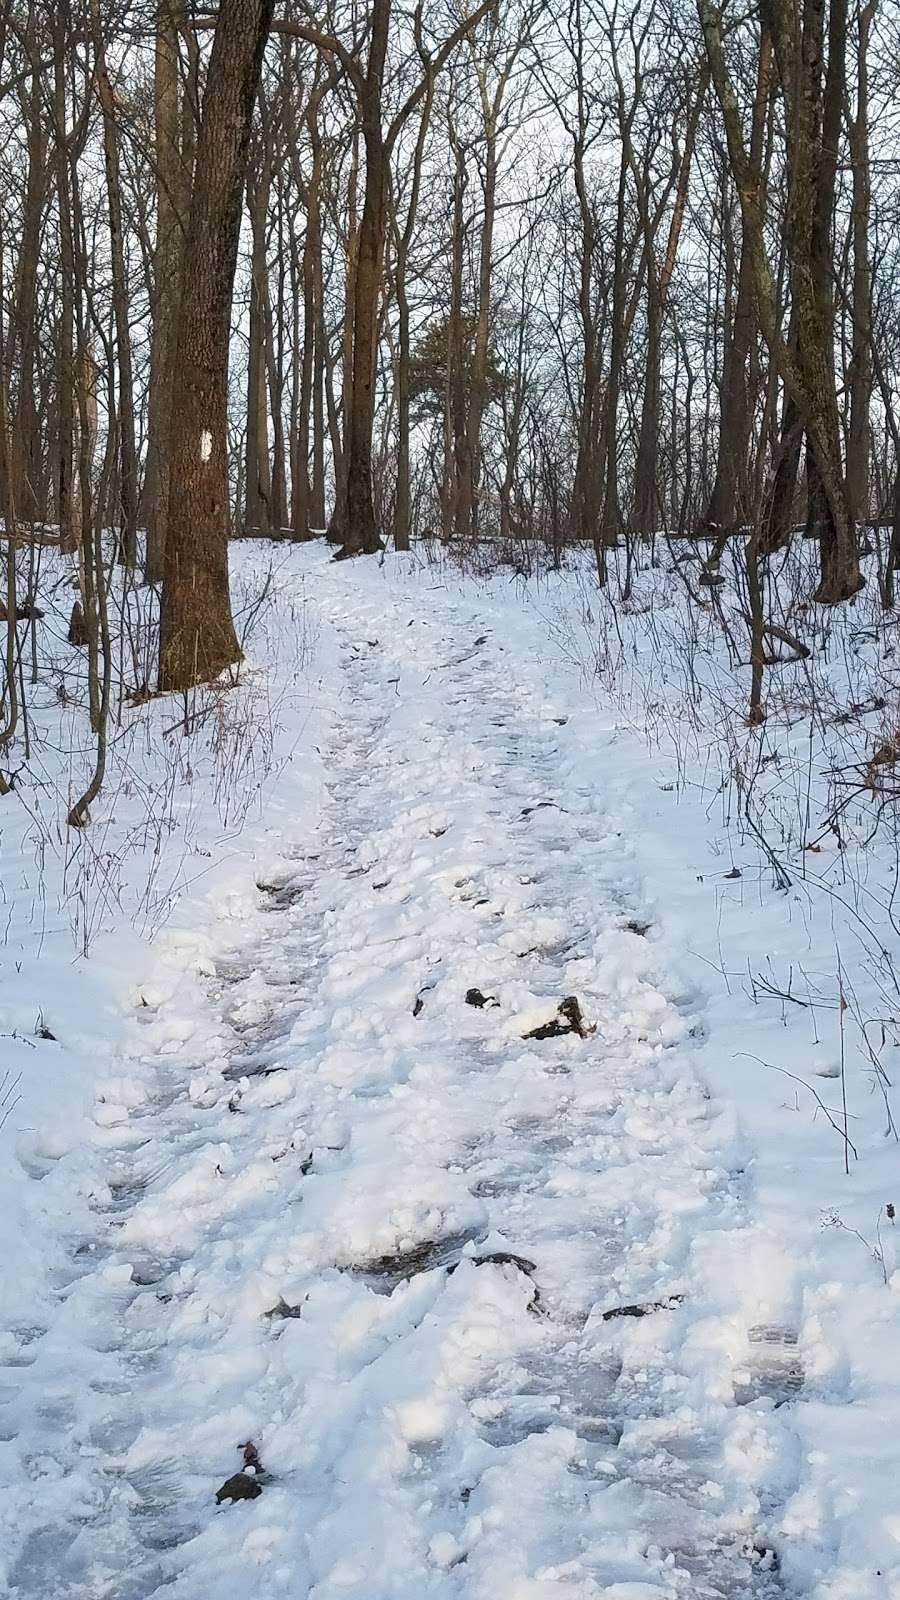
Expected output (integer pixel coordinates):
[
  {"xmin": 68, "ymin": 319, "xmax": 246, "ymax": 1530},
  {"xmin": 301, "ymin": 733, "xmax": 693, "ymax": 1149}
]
[
  {"xmin": 465, "ymin": 987, "xmax": 498, "ymax": 1009},
  {"xmin": 523, "ymin": 995, "xmax": 590, "ymax": 1041},
  {"xmin": 216, "ymin": 1471, "xmax": 262, "ymax": 1504}
]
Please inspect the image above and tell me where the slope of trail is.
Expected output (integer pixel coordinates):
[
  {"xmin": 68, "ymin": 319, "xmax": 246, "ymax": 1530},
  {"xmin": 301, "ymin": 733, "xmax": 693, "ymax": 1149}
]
[{"xmin": 2, "ymin": 557, "xmax": 799, "ymax": 1599}]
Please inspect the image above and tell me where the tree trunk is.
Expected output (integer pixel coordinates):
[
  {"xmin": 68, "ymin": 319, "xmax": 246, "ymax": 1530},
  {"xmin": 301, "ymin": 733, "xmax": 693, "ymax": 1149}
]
[
  {"xmin": 704, "ymin": 34, "xmax": 771, "ymax": 535},
  {"xmin": 290, "ymin": 76, "xmax": 327, "ymax": 539},
  {"xmin": 701, "ymin": 0, "xmax": 863, "ymax": 602},
  {"xmin": 444, "ymin": 129, "xmax": 467, "ymax": 541},
  {"xmin": 632, "ymin": 291, "xmax": 662, "ymax": 535},
  {"xmin": 145, "ymin": 1, "xmax": 187, "ymax": 583},
  {"xmin": 390, "ymin": 74, "xmax": 432, "ymax": 553},
  {"xmin": 51, "ymin": 8, "xmax": 77, "ymax": 553},
  {"xmin": 244, "ymin": 143, "xmax": 272, "ymax": 533},
  {"xmin": 458, "ymin": 117, "xmax": 498, "ymax": 543},
  {"xmin": 8, "ymin": 17, "xmax": 45, "ymax": 527},
  {"xmin": 159, "ymin": 0, "xmax": 274, "ymax": 692},
  {"xmin": 845, "ymin": 0, "xmax": 876, "ymax": 525},
  {"xmin": 764, "ymin": 0, "xmax": 862, "ymax": 601},
  {"xmin": 337, "ymin": 91, "xmax": 389, "ymax": 557},
  {"xmin": 91, "ymin": 0, "xmax": 139, "ymax": 567}
]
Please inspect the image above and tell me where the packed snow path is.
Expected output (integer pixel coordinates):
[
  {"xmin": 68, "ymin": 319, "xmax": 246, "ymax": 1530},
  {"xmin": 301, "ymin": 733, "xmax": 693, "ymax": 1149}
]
[{"xmin": 4, "ymin": 564, "xmax": 797, "ymax": 1599}]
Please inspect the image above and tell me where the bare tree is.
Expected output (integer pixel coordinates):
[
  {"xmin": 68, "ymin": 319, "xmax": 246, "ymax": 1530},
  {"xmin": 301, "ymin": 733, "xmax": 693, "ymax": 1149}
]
[{"xmin": 159, "ymin": 0, "xmax": 275, "ymax": 691}]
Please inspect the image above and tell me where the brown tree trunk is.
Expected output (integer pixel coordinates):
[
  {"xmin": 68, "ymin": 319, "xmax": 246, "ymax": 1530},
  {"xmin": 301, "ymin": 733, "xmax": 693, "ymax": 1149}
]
[
  {"xmin": 159, "ymin": 0, "xmax": 274, "ymax": 692},
  {"xmin": 244, "ymin": 140, "xmax": 272, "ymax": 533},
  {"xmin": 571, "ymin": 129, "xmax": 602, "ymax": 559},
  {"xmin": 630, "ymin": 65, "xmax": 706, "ymax": 537},
  {"xmin": 600, "ymin": 136, "xmax": 631, "ymax": 569},
  {"xmin": 289, "ymin": 68, "xmax": 329, "ymax": 540},
  {"xmin": 51, "ymin": 7, "xmax": 77, "ymax": 553},
  {"xmin": 456, "ymin": 131, "xmax": 496, "ymax": 542},
  {"xmin": 845, "ymin": 0, "xmax": 876, "ymax": 525},
  {"xmin": 632, "ymin": 292, "xmax": 663, "ymax": 535},
  {"xmin": 145, "ymin": 1, "xmax": 187, "ymax": 583},
  {"xmin": 286, "ymin": 0, "xmax": 491, "ymax": 556},
  {"xmin": 90, "ymin": 0, "xmax": 139, "ymax": 567},
  {"xmin": 336, "ymin": 3, "xmax": 390, "ymax": 560},
  {"xmin": 704, "ymin": 34, "xmax": 771, "ymax": 535},
  {"xmin": 390, "ymin": 74, "xmax": 433, "ymax": 553},
  {"xmin": 266, "ymin": 225, "xmax": 288, "ymax": 530},
  {"xmin": 7, "ymin": 12, "xmax": 45, "ymax": 527},
  {"xmin": 444, "ymin": 127, "xmax": 467, "ymax": 541},
  {"xmin": 701, "ymin": 0, "xmax": 863, "ymax": 603},
  {"xmin": 765, "ymin": 0, "xmax": 862, "ymax": 601},
  {"xmin": 761, "ymin": 379, "xmax": 804, "ymax": 554},
  {"xmin": 312, "ymin": 264, "xmax": 327, "ymax": 529}
]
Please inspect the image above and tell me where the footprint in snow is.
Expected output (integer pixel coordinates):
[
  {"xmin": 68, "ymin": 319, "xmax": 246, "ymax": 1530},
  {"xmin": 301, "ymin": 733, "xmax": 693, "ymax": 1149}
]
[{"xmin": 733, "ymin": 1325, "xmax": 804, "ymax": 1407}]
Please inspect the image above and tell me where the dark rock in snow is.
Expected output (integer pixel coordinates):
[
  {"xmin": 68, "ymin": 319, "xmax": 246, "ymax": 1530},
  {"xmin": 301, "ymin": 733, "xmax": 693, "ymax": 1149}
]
[
  {"xmin": 601, "ymin": 1294, "xmax": 684, "ymax": 1321},
  {"xmin": 524, "ymin": 995, "xmax": 590, "ymax": 1040},
  {"xmin": 216, "ymin": 1442, "xmax": 265, "ymax": 1502},
  {"xmin": 350, "ymin": 1229, "xmax": 483, "ymax": 1289},
  {"xmin": 265, "ymin": 1297, "xmax": 304, "ymax": 1320},
  {"xmin": 465, "ymin": 987, "xmax": 498, "ymax": 1009},
  {"xmin": 449, "ymin": 1249, "xmax": 537, "ymax": 1278},
  {"xmin": 216, "ymin": 1472, "xmax": 262, "ymax": 1504}
]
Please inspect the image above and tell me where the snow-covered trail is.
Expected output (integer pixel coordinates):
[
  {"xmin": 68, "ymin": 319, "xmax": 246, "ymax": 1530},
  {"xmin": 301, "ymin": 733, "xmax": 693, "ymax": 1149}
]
[{"xmin": 3, "ymin": 563, "xmax": 796, "ymax": 1599}]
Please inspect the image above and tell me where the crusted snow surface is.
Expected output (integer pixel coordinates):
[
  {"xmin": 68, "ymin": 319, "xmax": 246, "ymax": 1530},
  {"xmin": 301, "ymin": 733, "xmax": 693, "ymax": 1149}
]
[{"xmin": 0, "ymin": 546, "xmax": 894, "ymax": 1598}]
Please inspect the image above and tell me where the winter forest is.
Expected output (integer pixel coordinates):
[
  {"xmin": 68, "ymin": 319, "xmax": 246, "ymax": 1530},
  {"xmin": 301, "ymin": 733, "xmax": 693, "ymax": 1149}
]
[{"xmin": 2, "ymin": 1, "xmax": 900, "ymax": 1596}]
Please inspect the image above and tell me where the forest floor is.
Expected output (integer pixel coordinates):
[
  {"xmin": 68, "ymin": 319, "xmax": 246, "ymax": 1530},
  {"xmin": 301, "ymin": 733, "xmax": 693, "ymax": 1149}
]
[{"xmin": 1, "ymin": 541, "xmax": 899, "ymax": 1599}]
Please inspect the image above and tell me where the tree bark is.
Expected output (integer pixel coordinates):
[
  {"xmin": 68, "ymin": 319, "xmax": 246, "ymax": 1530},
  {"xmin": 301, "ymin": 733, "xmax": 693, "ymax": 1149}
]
[
  {"xmin": 51, "ymin": 5, "xmax": 77, "ymax": 553},
  {"xmin": 145, "ymin": 1, "xmax": 187, "ymax": 583},
  {"xmin": 159, "ymin": 0, "xmax": 274, "ymax": 692},
  {"xmin": 699, "ymin": 0, "xmax": 863, "ymax": 603},
  {"xmin": 390, "ymin": 73, "xmax": 433, "ymax": 552},
  {"xmin": 7, "ymin": 10, "xmax": 45, "ymax": 526},
  {"xmin": 845, "ymin": 0, "xmax": 876, "ymax": 525},
  {"xmin": 244, "ymin": 139, "xmax": 273, "ymax": 532},
  {"xmin": 703, "ymin": 33, "xmax": 771, "ymax": 535},
  {"xmin": 90, "ymin": 0, "xmax": 139, "ymax": 567},
  {"xmin": 336, "ymin": 0, "xmax": 391, "ymax": 558}
]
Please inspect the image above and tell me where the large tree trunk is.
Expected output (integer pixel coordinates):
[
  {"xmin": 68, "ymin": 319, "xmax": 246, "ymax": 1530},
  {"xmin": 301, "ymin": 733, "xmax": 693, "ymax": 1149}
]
[
  {"xmin": 443, "ymin": 129, "xmax": 467, "ymax": 541},
  {"xmin": 266, "ymin": 221, "xmax": 288, "ymax": 531},
  {"xmin": 632, "ymin": 292, "xmax": 663, "ymax": 535},
  {"xmin": 338, "ymin": 127, "xmax": 387, "ymax": 557},
  {"xmin": 845, "ymin": 0, "xmax": 876, "ymax": 525},
  {"xmin": 457, "ymin": 121, "xmax": 497, "ymax": 542},
  {"xmin": 158, "ymin": 0, "xmax": 274, "ymax": 692},
  {"xmin": 571, "ymin": 134, "xmax": 602, "ymax": 561},
  {"xmin": 290, "ymin": 74, "xmax": 327, "ymax": 540},
  {"xmin": 326, "ymin": 132, "xmax": 358, "ymax": 542},
  {"xmin": 334, "ymin": 1, "xmax": 391, "ymax": 567},
  {"xmin": 764, "ymin": 0, "xmax": 862, "ymax": 601},
  {"xmin": 600, "ymin": 137, "xmax": 631, "ymax": 571},
  {"xmin": 7, "ymin": 15, "xmax": 45, "ymax": 527},
  {"xmin": 704, "ymin": 34, "xmax": 771, "ymax": 536},
  {"xmin": 701, "ymin": 0, "xmax": 862, "ymax": 603},
  {"xmin": 394, "ymin": 256, "xmax": 412, "ymax": 552},
  {"xmin": 51, "ymin": 8, "xmax": 77, "ymax": 553},
  {"xmin": 761, "ymin": 379, "xmax": 803, "ymax": 554},
  {"xmin": 312, "ymin": 263, "xmax": 327, "ymax": 529},
  {"xmin": 91, "ymin": 0, "xmax": 139, "ymax": 567},
  {"xmin": 145, "ymin": 1, "xmax": 188, "ymax": 583},
  {"xmin": 390, "ymin": 77, "xmax": 432, "ymax": 553},
  {"xmin": 630, "ymin": 66, "xmax": 705, "ymax": 538}
]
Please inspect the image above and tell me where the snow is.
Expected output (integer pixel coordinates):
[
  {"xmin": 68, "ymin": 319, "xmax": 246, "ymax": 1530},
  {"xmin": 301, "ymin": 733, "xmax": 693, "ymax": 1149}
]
[{"xmin": 0, "ymin": 537, "xmax": 899, "ymax": 1597}]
